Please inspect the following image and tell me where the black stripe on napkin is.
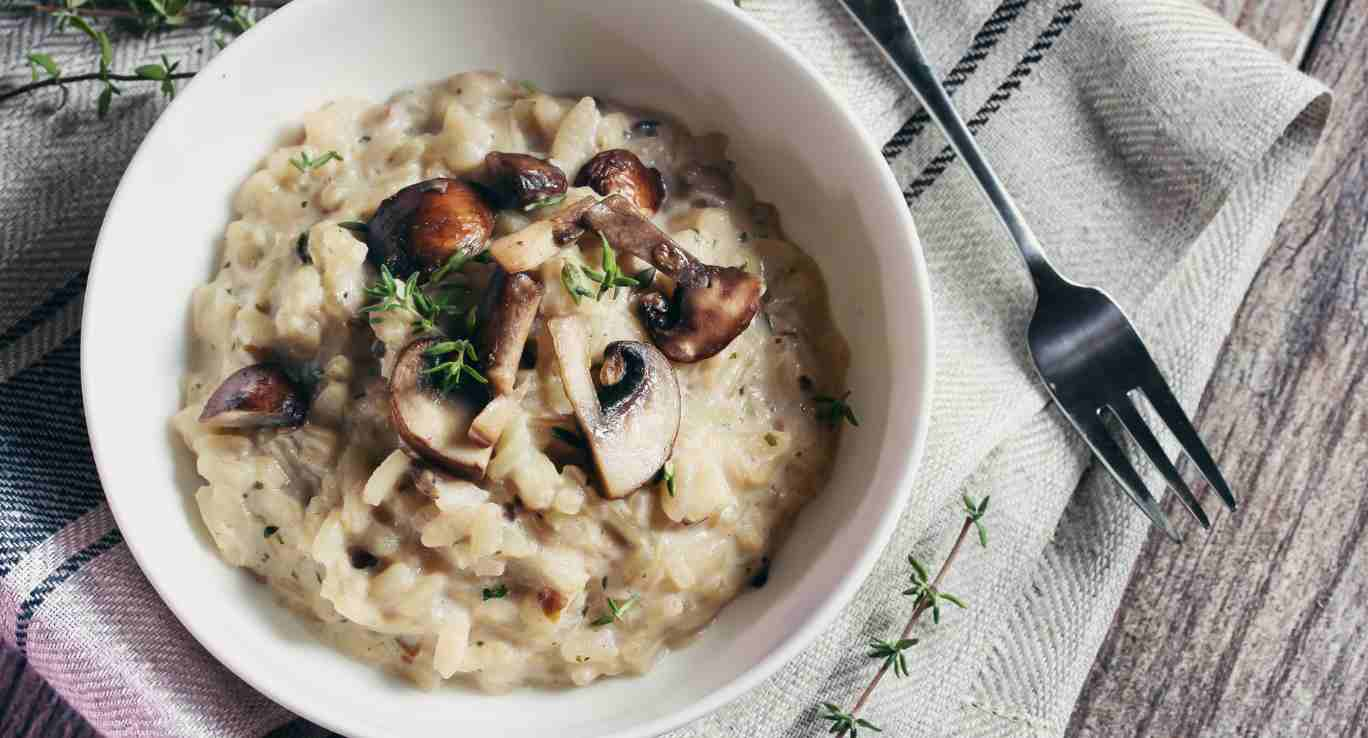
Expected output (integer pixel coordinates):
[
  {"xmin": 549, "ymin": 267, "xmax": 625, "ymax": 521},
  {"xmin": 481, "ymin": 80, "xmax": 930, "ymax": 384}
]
[
  {"xmin": 0, "ymin": 270, "xmax": 87, "ymax": 355},
  {"xmin": 0, "ymin": 335, "xmax": 105, "ymax": 579},
  {"xmin": 14, "ymin": 528, "xmax": 123, "ymax": 652},
  {"xmin": 903, "ymin": 0, "xmax": 1083, "ymax": 203},
  {"xmin": 881, "ymin": 0, "xmax": 1032, "ymax": 160}
]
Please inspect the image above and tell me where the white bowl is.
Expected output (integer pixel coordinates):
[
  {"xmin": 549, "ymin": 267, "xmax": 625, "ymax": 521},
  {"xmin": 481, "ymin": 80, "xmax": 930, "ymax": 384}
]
[{"xmin": 82, "ymin": 1, "xmax": 933, "ymax": 736}]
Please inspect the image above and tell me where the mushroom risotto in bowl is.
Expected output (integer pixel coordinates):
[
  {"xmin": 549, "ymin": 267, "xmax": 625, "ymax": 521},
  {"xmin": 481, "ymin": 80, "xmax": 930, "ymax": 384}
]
[
  {"xmin": 173, "ymin": 72, "xmax": 851, "ymax": 691},
  {"xmin": 82, "ymin": 1, "xmax": 932, "ymax": 735}
]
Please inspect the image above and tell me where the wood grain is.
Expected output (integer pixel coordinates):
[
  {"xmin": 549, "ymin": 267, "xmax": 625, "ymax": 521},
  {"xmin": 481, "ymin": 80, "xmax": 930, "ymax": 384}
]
[
  {"xmin": 1066, "ymin": 0, "xmax": 1368, "ymax": 736},
  {"xmin": 1204, "ymin": 0, "xmax": 1331, "ymax": 60}
]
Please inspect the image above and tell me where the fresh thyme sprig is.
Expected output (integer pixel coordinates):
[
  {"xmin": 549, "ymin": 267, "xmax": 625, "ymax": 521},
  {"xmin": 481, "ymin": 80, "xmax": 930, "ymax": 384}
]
[
  {"xmin": 362, "ymin": 256, "xmax": 484, "ymax": 392},
  {"xmin": 27, "ymin": 52, "xmax": 60, "ymax": 81},
  {"xmin": 964, "ymin": 494, "xmax": 990, "ymax": 548},
  {"xmin": 360, "ymin": 265, "xmax": 413, "ymax": 319},
  {"xmin": 902, "ymin": 555, "xmax": 966, "ymax": 625},
  {"xmin": 819, "ymin": 704, "xmax": 881, "ymax": 737},
  {"xmin": 214, "ymin": 1, "xmax": 258, "ymax": 33},
  {"xmin": 590, "ymin": 593, "xmax": 639, "ymax": 627},
  {"xmin": 289, "ymin": 149, "xmax": 342, "ymax": 173},
  {"xmin": 423, "ymin": 339, "xmax": 487, "ymax": 392},
  {"xmin": 0, "ymin": 1, "xmax": 279, "ymax": 26},
  {"xmin": 133, "ymin": 53, "xmax": 181, "ymax": 99},
  {"xmin": 560, "ymin": 263, "xmax": 596, "ymax": 304},
  {"xmin": 824, "ymin": 505, "xmax": 988, "ymax": 736},
  {"xmin": 429, "ymin": 250, "xmax": 477, "ymax": 285},
  {"xmin": 865, "ymin": 638, "xmax": 917, "ymax": 679},
  {"xmin": 2, "ymin": 1, "xmax": 266, "ymax": 110},
  {"xmin": 361, "ymin": 263, "xmax": 470, "ymax": 334},
  {"xmin": 815, "ymin": 392, "xmax": 859, "ymax": 427},
  {"xmin": 581, "ymin": 235, "xmax": 639, "ymax": 299}
]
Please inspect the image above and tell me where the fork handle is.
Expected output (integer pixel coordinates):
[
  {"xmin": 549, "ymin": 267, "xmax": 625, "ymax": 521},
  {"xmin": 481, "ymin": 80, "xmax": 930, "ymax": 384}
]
[{"xmin": 844, "ymin": 0, "xmax": 1064, "ymax": 290}]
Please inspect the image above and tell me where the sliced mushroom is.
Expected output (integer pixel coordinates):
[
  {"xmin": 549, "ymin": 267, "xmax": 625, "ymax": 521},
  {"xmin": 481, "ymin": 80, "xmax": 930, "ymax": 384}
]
[
  {"xmin": 199, "ymin": 364, "xmax": 307, "ymax": 428},
  {"xmin": 367, "ymin": 178, "xmax": 494, "ymax": 277},
  {"xmin": 547, "ymin": 316, "xmax": 680, "ymax": 498},
  {"xmin": 637, "ymin": 267, "xmax": 763, "ymax": 363},
  {"xmin": 389, "ymin": 337, "xmax": 493, "ymax": 479},
  {"xmin": 580, "ymin": 194, "xmax": 763, "ymax": 362},
  {"xmin": 575, "ymin": 149, "xmax": 665, "ymax": 215},
  {"xmin": 484, "ymin": 152, "xmax": 568, "ymax": 208},
  {"xmin": 477, "ymin": 270, "xmax": 544, "ymax": 394}
]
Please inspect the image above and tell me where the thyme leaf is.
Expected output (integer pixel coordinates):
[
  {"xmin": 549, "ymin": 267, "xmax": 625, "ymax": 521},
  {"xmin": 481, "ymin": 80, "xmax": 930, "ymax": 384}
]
[
  {"xmin": 814, "ymin": 392, "xmax": 859, "ymax": 427},
  {"xmin": 590, "ymin": 593, "xmax": 639, "ymax": 627},
  {"xmin": 290, "ymin": 149, "xmax": 342, "ymax": 173},
  {"xmin": 423, "ymin": 339, "xmax": 487, "ymax": 392},
  {"xmin": 819, "ymin": 703, "xmax": 881, "ymax": 737}
]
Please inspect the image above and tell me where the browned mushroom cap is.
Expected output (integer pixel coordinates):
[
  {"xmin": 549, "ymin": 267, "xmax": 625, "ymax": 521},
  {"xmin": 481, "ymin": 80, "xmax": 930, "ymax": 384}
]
[
  {"xmin": 476, "ymin": 270, "xmax": 544, "ymax": 395},
  {"xmin": 575, "ymin": 149, "xmax": 665, "ymax": 215},
  {"xmin": 367, "ymin": 178, "xmax": 494, "ymax": 277},
  {"xmin": 580, "ymin": 195, "xmax": 763, "ymax": 362},
  {"xmin": 639, "ymin": 266, "xmax": 763, "ymax": 363},
  {"xmin": 199, "ymin": 364, "xmax": 308, "ymax": 428},
  {"xmin": 484, "ymin": 152, "xmax": 568, "ymax": 209},
  {"xmin": 389, "ymin": 338, "xmax": 493, "ymax": 479},
  {"xmin": 547, "ymin": 317, "xmax": 680, "ymax": 498}
]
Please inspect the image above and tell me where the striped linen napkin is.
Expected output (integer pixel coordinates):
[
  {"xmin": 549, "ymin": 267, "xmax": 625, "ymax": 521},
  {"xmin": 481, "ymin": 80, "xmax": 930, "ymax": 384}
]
[{"xmin": 0, "ymin": 1, "xmax": 1328, "ymax": 736}]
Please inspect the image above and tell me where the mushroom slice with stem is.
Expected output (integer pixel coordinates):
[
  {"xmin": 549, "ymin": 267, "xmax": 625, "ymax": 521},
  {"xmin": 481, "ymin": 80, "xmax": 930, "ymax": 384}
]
[
  {"xmin": 366, "ymin": 178, "xmax": 495, "ymax": 277},
  {"xmin": 575, "ymin": 149, "xmax": 666, "ymax": 215},
  {"xmin": 581, "ymin": 194, "xmax": 763, "ymax": 362},
  {"xmin": 389, "ymin": 337, "xmax": 493, "ymax": 479},
  {"xmin": 477, "ymin": 270, "xmax": 544, "ymax": 395},
  {"xmin": 547, "ymin": 316, "xmax": 681, "ymax": 498},
  {"xmin": 199, "ymin": 364, "xmax": 308, "ymax": 428},
  {"xmin": 484, "ymin": 152, "xmax": 568, "ymax": 209}
]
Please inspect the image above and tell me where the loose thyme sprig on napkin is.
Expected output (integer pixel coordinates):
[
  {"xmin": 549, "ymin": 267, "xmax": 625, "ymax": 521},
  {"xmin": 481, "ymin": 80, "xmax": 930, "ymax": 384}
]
[
  {"xmin": 819, "ymin": 495, "xmax": 990, "ymax": 736},
  {"xmin": 1, "ymin": 1, "xmax": 271, "ymax": 112}
]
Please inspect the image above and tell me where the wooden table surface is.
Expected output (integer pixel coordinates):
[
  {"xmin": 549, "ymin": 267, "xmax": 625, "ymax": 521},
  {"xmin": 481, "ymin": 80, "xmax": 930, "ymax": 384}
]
[{"xmin": 3, "ymin": 0, "xmax": 1366, "ymax": 736}]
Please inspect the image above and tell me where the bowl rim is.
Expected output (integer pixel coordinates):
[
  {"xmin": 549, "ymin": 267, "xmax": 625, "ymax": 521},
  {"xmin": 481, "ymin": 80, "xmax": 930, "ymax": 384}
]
[{"xmin": 80, "ymin": 0, "xmax": 934, "ymax": 735}]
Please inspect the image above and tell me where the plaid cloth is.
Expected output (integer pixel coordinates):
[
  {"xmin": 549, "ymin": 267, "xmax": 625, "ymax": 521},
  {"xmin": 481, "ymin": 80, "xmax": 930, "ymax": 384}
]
[{"xmin": 0, "ymin": 1, "xmax": 1329, "ymax": 736}]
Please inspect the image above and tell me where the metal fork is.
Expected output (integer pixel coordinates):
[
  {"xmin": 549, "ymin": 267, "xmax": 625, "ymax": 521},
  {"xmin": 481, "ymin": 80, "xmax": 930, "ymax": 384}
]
[{"xmin": 840, "ymin": 0, "xmax": 1236, "ymax": 540}]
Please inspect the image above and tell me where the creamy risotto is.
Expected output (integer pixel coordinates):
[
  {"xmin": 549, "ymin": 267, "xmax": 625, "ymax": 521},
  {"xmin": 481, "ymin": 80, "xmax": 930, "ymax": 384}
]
[{"xmin": 174, "ymin": 71, "xmax": 849, "ymax": 691}]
